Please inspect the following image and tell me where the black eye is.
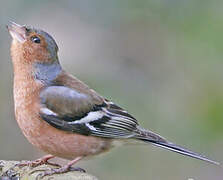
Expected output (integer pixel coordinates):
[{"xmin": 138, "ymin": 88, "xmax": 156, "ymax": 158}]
[{"xmin": 31, "ymin": 36, "xmax": 41, "ymax": 43}]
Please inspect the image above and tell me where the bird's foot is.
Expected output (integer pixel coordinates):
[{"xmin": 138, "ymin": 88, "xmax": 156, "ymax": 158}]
[
  {"xmin": 16, "ymin": 154, "xmax": 59, "ymax": 168},
  {"xmin": 31, "ymin": 156, "xmax": 84, "ymax": 179},
  {"xmin": 32, "ymin": 166, "xmax": 85, "ymax": 179}
]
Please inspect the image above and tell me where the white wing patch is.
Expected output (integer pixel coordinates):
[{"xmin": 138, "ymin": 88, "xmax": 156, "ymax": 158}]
[
  {"xmin": 40, "ymin": 107, "xmax": 58, "ymax": 116},
  {"xmin": 68, "ymin": 111, "xmax": 104, "ymax": 124},
  {"xmin": 85, "ymin": 123, "xmax": 97, "ymax": 131}
]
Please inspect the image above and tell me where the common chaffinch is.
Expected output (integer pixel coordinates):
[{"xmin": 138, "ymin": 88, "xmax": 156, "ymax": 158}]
[{"xmin": 6, "ymin": 22, "xmax": 219, "ymax": 178}]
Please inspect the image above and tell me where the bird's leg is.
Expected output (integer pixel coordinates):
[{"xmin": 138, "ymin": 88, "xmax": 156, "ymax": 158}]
[
  {"xmin": 16, "ymin": 154, "xmax": 60, "ymax": 168},
  {"xmin": 35, "ymin": 156, "xmax": 84, "ymax": 179}
]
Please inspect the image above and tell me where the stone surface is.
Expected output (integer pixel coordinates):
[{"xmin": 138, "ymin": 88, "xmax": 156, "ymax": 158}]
[{"xmin": 0, "ymin": 160, "xmax": 98, "ymax": 180}]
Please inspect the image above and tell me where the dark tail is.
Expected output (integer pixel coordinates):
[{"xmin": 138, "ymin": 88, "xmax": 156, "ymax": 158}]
[{"xmin": 135, "ymin": 127, "xmax": 220, "ymax": 165}]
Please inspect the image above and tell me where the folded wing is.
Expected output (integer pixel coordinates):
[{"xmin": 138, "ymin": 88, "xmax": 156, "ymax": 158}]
[{"xmin": 40, "ymin": 85, "xmax": 219, "ymax": 165}]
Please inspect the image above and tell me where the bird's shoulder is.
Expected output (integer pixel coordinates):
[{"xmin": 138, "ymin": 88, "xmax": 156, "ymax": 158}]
[{"xmin": 53, "ymin": 70, "xmax": 103, "ymax": 105}]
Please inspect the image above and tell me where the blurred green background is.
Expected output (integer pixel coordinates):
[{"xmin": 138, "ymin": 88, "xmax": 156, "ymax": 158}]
[{"xmin": 0, "ymin": 0, "xmax": 222, "ymax": 179}]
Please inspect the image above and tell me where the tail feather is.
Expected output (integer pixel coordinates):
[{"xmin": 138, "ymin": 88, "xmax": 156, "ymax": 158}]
[
  {"xmin": 148, "ymin": 140, "xmax": 219, "ymax": 165},
  {"xmin": 135, "ymin": 127, "xmax": 219, "ymax": 165}
]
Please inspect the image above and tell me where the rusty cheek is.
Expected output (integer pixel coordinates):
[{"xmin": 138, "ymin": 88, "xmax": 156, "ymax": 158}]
[{"xmin": 21, "ymin": 34, "xmax": 51, "ymax": 63}]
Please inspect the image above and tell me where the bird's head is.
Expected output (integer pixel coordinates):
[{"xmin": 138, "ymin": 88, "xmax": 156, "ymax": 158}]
[
  {"xmin": 7, "ymin": 22, "xmax": 62, "ymax": 84},
  {"xmin": 7, "ymin": 21, "xmax": 59, "ymax": 64}
]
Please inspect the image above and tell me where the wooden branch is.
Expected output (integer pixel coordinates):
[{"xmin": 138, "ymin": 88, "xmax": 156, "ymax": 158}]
[{"xmin": 0, "ymin": 160, "xmax": 98, "ymax": 180}]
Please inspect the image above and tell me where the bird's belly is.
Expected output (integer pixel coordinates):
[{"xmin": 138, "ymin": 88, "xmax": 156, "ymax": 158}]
[{"xmin": 16, "ymin": 110, "xmax": 112, "ymax": 160}]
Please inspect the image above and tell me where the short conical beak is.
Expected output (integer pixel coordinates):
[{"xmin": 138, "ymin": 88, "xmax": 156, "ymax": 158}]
[{"xmin": 6, "ymin": 21, "xmax": 27, "ymax": 43}]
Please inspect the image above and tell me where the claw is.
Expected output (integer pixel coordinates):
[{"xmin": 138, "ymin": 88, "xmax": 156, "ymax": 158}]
[
  {"xmin": 69, "ymin": 167, "xmax": 86, "ymax": 173},
  {"xmin": 34, "ymin": 156, "xmax": 84, "ymax": 179},
  {"xmin": 36, "ymin": 166, "xmax": 86, "ymax": 179}
]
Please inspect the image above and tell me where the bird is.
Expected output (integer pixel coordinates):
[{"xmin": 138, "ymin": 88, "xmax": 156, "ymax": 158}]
[{"xmin": 6, "ymin": 21, "xmax": 219, "ymax": 177}]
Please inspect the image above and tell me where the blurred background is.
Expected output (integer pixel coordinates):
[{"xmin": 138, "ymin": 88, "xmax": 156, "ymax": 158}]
[{"xmin": 0, "ymin": 0, "xmax": 222, "ymax": 179}]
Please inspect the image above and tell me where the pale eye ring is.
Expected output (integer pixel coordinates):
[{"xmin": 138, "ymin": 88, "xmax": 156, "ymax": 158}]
[{"xmin": 31, "ymin": 36, "xmax": 41, "ymax": 43}]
